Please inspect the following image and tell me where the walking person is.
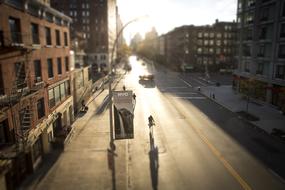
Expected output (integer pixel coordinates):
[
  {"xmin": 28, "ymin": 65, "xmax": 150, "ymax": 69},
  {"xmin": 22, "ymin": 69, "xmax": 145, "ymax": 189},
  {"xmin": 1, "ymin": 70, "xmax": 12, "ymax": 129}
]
[{"xmin": 148, "ymin": 115, "xmax": 155, "ymax": 135}]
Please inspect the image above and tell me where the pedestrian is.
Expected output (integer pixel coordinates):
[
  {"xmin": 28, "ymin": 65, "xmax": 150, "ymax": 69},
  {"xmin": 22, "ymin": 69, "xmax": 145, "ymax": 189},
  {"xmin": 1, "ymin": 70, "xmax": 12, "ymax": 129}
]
[
  {"xmin": 213, "ymin": 93, "xmax": 215, "ymax": 99},
  {"xmin": 81, "ymin": 99, "xmax": 86, "ymax": 111},
  {"xmin": 123, "ymin": 85, "xmax": 126, "ymax": 91},
  {"xmin": 133, "ymin": 93, "xmax": 136, "ymax": 100},
  {"xmin": 148, "ymin": 115, "xmax": 155, "ymax": 126}
]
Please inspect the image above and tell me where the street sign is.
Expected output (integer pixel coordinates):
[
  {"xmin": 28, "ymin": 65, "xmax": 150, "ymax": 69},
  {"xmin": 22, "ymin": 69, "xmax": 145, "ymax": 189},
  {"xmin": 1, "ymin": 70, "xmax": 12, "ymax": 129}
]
[{"xmin": 113, "ymin": 90, "xmax": 134, "ymax": 139}]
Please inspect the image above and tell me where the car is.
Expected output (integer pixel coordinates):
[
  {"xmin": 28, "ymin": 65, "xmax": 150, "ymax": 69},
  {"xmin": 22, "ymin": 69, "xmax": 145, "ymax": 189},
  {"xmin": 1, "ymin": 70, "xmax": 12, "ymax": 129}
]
[{"xmin": 139, "ymin": 74, "xmax": 154, "ymax": 80}]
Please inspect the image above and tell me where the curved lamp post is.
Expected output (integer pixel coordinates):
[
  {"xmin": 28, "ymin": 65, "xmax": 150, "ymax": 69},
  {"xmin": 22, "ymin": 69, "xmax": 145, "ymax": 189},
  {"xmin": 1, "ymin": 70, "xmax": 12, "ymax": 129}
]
[{"xmin": 108, "ymin": 16, "xmax": 148, "ymax": 149}]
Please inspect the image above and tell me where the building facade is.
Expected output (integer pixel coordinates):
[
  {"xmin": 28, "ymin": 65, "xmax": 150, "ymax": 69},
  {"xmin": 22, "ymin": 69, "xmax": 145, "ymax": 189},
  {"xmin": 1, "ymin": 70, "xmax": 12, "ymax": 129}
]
[
  {"xmin": 0, "ymin": 0, "xmax": 72, "ymax": 189},
  {"xmin": 51, "ymin": 0, "xmax": 118, "ymax": 78},
  {"xmin": 234, "ymin": 0, "xmax": 285, "ymax": 111},
  {"xmin": 158, "ymin": 20, "xmax": 237, "ymax": 72}
]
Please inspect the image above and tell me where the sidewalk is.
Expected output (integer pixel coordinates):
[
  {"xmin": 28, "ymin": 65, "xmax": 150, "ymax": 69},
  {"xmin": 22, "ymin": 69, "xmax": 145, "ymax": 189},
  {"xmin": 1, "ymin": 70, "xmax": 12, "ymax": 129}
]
[
  {"xmin": 20, "ymin": 72, "xmax": 127, "ymax": 190},
  {"xmin": 200, "ymin": 85, "xmax": 285, "ymax": 135}
]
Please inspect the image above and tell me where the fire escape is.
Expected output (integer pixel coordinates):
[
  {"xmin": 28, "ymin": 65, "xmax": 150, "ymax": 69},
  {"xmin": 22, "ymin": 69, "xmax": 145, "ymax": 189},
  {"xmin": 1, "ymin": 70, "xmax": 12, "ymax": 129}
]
[{"xmin": 0, "ymin": 29, "xmax": 43, "ymax": 153}]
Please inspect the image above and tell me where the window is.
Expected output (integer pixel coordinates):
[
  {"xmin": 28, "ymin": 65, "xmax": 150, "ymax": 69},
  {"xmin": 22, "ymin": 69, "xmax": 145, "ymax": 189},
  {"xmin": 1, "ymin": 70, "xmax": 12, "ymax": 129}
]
[
  {"xmin": 65, "ymin": 57, "xmax": 69, "ymax": 71},
  {"xmin": 248, "ymin": 0, "xmax": 256, "ymax": 7},
  {"xmin": 48, "ymin": 89, "xmax": 55, "ymax": 108},
  {"xmin": 0, "ymin": 30, "xmax": 3, "ymax": 47},
  {"xmin": 46, "ymin": 12, "xmax": 53, "ymax": 23},
  {"xmin": 256, "ymin": 62, "xmax": 264, "ymax": 75},
  {"xmin": 0, "ymin": 66, "xmax": 4, "ymax": 95},
  {"xmin": 244, "ymin": 61, "xmax": 250, "ymax": 72},
  {"xmin": 54, "ymin": 86, "xmax": 60, "ymax": 104},
  {"xmin": 245, "ymin": 13, "xmax": 254, "ymax": 24},
  {"xmin": 9, "ymin": 17, "xmax": 22, "ymax": 43},
  {"xmin": 0, "ymin": 119, "xmax": 9, "ymax": 144},
  {"xmin": 31, "ymin": 23, "xmax": 39, "ymax": 44},
  {"xmin": 280, "ymin": 23, "xmax": 285, "ymax": 38},
  {"xmin": 259, "ymin": 27, "xmax": 267, "ymax": 40},
  {"xmin": 283, "ymin": 2, "xmax": 285, "ymax": 17},
  {"xmin": 258, "ymin": 45, "xmax": 265, "ymax": 57},
  {"xmin": 37, "ymin": 98, "xmax": 45, "ymax": 119},
  {"xmin": 197, "ymin": 47, "xmax": 202, "ymax": 54},
  {"xmin": 216, "ymin": 48, "xmax": 221, "ymax": 54},
  {"xmin": 204, "ymin": 40, "xmax": 208, "ymax": 45},
  {"xmin": 65, "ymin": 80, "xmax": 71, "ymax": 95},
  {"xmin": 34, "ymin": 60, "xmax": 42, "ymax": 82},
  {"xmin": 55, "ymin": 17, "xmax": 61, "ymax": 25},
  {"xmin": 57, "ymin": 57, "xmax": 62, "ymax": 75},
  {"xmin": 15, "ymin": 62, "xmax": 26, "ymax": 88},
  {"xmin": 47, "ymin": 58, "xmax": 53, "ymax": 78},
  {"xmin": 32, "ymin": 138, "xmax": 42, "ymax": 161},
  {"xmin": 197, "ymin": 40, "xmax": 203, "ymax": 45},
  {"xmin": 216, "ymin": 40, "xmax": 221, "ymax": 46},
  {"xmin": 216, "ymin": 33, "xmax": 222, "ymax": 38},
  {"xmin": 260, "ymin": 8, "xmax": 269, "ymax": 21},
  {"xmin": 55, "ymin": 30, "xmax": 61, "ymax": 46},
  {"xmin": 210, "ymin": 33, "xmax": 214, "ymax": 38},
  {"xmin": 45, "ymin": 27, "xmax": 51, "ymax": 45},
  {"xmin": 198, "ymin": 32, "xmax": 202, "ymax": 38},
  {"xmin": 64, "ymin": 32, "xmax": 68, "ymax": 46},
  {"xmin": 60, "ymin": 83, "xmax": 65, "ymax": 100},
  {"xmin": 243, "ymin": 45, "xmax": 251, "ymax": 56},
  {"xmin": 245, "ymin": 29, "xmax": 253, "ymax": 40},
  {"xmin": 276, "ymin": 65, "xmax": 285, "ymax": 79},
  {"xmin": 278, "ymin": 45, "xmax": 285, "ymax": 58}
]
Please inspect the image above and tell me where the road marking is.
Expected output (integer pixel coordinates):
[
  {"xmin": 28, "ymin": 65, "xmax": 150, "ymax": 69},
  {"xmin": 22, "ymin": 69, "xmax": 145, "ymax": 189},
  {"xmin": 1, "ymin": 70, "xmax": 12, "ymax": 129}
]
[
  {"xmin": 179, "ymin": 78, "xmax": 193, "ymax": 87},
  {"xmin": 165, "ymin": 86, "xmax": 187, "ymax": 89},
  {"xmin": 174, "ymin": 96, "xmax": 206, "ymax": 100},
  {"xmin": 174, "ymin": 92, "xmax": 198, "ymax": 95},
  {"xmin": 268, "ymin": 168, "xmax": 285, "ymax": 184},
  {"xmin": 189, "ymin": 120, "xmax": 252, "ymax": 190},
  {"xmin": 167, "ymin": 97, "xmax": 252, "ymax": 190},
  {"xmin": 193, "ymin": 78, "xmax": 208, "ymax": 86}
]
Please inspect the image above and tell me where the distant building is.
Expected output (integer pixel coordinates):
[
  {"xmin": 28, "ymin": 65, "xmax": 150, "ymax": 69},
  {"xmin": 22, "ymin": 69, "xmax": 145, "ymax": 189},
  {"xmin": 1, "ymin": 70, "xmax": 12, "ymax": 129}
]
[
  {"xmin": 51, "ymin": 0, "xmax": 118, "ymax": 78},
  {"xmin": 0, "ymin": 0, "xmax": 72, "ymax": 189},
  {"xmin": 234, "ymin": 0, "xmax": 285, "ymax": 111},
  {"xmin": 159, "ymin": 20, "xmax": 237, "ymax": 72}
]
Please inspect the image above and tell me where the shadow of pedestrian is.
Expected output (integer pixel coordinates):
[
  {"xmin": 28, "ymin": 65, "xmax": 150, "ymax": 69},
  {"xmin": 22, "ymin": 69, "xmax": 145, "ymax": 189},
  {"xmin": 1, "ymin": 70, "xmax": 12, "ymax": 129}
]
[{"xmin": 149, "ymin": 132, "xmax": 159, "ymax": 190}]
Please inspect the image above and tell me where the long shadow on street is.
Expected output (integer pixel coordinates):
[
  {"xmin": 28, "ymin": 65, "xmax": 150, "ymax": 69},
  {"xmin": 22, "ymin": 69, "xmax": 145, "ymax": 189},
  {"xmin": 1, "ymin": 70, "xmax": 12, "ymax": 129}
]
[{"xmin": 149, "ymin": 131, "xmax": 159, "ymax": 190}]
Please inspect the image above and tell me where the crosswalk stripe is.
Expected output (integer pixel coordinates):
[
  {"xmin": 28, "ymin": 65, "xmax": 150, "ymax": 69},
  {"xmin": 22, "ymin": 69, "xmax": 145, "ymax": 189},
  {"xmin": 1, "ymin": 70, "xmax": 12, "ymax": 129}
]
[{"xmin": 174, "ymin": 96, "xmax": 206, "ymax": 99}]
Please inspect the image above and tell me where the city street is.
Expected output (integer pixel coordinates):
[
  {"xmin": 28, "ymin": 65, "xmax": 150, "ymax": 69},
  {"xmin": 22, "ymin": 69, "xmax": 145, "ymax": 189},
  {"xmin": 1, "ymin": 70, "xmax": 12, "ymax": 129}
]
[{"xmin": 30, "ymin": 56, "xmax": 285, "ymax": 190}]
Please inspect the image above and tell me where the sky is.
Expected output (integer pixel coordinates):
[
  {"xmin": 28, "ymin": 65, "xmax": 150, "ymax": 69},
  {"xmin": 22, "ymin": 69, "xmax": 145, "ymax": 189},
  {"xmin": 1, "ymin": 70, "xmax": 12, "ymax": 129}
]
[{"xmin": 117, "ymin": 0, "xmax": 238, "ymax": 43}]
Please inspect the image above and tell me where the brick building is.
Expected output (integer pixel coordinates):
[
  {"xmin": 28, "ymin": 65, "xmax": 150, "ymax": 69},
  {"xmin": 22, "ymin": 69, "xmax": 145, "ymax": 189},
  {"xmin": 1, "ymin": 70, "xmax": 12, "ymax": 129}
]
[
  {"xmin": 51, "ymin": 0, "xmax": 118, "ymax": 78},
  {"xmin": 0, "ymin": 0, "xmax": 72, "ymax": 189},
  {"xmin": 155, "ymin": 20, "xmax": 237, "ymax": 72}
]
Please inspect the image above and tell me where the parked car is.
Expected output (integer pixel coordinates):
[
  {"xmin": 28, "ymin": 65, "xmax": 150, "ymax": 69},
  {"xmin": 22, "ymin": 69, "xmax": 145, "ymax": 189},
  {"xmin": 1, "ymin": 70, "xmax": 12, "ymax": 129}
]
[{"xmin": 139, "ymin": 74, "xmax": 154, "ymax": 80}]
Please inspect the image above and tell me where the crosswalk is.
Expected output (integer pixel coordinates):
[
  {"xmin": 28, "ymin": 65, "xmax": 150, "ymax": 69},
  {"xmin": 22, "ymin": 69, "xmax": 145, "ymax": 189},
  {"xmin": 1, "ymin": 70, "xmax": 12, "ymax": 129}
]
[{"xmin": 160, "ymin": 86, "xmax": 206, "ymax": 100}]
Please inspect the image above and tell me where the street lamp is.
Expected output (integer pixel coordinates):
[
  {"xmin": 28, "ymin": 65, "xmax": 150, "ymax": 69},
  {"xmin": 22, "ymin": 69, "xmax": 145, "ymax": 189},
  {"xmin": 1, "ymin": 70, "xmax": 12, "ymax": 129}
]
[{"xmin": 108, "ymin": 16, "xmax": 148, "ymax": 149}]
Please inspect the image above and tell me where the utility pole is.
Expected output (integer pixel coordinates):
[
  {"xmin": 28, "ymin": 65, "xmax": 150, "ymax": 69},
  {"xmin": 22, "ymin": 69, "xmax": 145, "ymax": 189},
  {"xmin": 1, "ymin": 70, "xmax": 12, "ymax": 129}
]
[{"xmin": 108, "ymin": 17, "xmax": 146, "ymax": 150}]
